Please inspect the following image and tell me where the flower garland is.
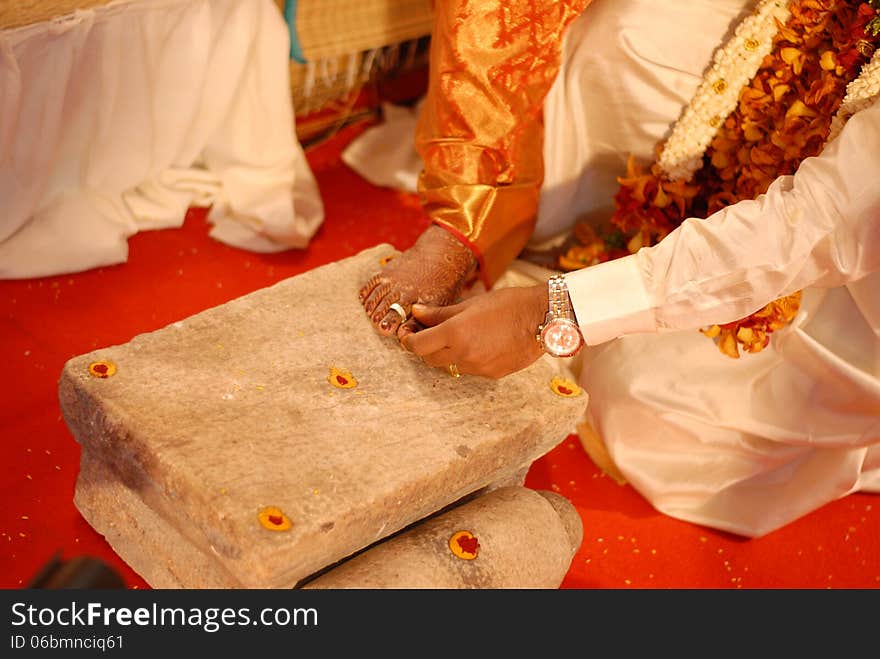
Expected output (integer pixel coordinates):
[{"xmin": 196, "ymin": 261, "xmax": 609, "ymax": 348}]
[
  {"xmin": 658, "ymin": 0, "xmax": 792, "ymax": 183},
  {"xmin": 829, "ymin": 43, "xmax": 880, "ymax": 139},
  {"xmin": 559, "ymin": 0, "xmax": 880, "ymax": 358}
]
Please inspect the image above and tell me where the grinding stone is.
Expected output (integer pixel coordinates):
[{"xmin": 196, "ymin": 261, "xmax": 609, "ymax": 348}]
[{"xmin": 60, "ymin": 244, "xmax": 587, "ymax": 588}]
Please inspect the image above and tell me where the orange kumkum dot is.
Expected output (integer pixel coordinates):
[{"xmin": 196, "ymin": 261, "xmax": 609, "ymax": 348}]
[
  {"xmin": 549, "ymin": 376, "xmax": 581, "ymax": 398},
  {"xmin": 449, "ymin": 530, "xmax": 479, "ymax": 560},
  {"xmin": 88, "ymin": 360, "xmax": 117, "ymax": 379},
  {"xmin": 258, "ymin": 506, "xmax": 292, "ymax": 532},
  {"xmin": 328, "ymin": 367, "xmax": 357, "ymax": 389}
]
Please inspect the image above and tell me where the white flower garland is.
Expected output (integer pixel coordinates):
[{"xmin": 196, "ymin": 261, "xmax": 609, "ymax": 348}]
[
  {"xmin": 657, "ymin": 0, "xmax": 791, "ymax": 181},
  {"xmin": 828, "ymin": 48, "xmax": 880, "ymax": 141},
  {"xmin": 657, "ymin": 0, "xmax": 880, "ymax": 181}
]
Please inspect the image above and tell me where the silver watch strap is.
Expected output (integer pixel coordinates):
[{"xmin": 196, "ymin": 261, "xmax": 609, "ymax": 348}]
[{"xmin": 548, "ymin": 275, "xmax": 575, "ymax": 323}]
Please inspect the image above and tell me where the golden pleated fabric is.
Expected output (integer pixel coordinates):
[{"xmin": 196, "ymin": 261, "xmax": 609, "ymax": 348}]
[{"xmin": 415, "ymin": 0, "xmax": 592, "ymax": 287}]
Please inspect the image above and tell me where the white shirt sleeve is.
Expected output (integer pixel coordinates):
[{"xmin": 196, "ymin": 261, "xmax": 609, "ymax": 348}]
[{"xmin": 566, "ymin": 98, "xmax": 880, "ymax": 346}]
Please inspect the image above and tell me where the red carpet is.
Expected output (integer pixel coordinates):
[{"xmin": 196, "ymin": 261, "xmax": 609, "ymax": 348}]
[{"xmin": 1, "ymin": 120, "xmax": 878, "ymax": 590}]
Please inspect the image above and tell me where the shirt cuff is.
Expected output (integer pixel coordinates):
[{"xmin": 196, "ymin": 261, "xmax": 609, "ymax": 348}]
[{"xmin": 564, "ymin": 254, "xmax": 657, "ymax": 345}]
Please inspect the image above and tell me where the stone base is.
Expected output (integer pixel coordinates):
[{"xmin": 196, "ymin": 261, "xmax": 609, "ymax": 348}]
[
  {"xmin": 61, "ymin": 244, "xmax": 587, "ymax": 588},
  {"xmin": 304, "ymin": 486, "xmax": 583, "ymax": 589}
]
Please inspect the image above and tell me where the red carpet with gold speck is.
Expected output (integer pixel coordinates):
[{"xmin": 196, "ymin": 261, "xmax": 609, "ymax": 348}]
[{"xmin": 1, "ymin": 120, "xmax": 878, "ymax": 590}]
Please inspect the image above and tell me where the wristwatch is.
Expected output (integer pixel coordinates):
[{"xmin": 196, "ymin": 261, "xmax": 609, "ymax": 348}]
[{"xmin": 536, "ymin": 274, "xmax": 584, "ymax": 358}]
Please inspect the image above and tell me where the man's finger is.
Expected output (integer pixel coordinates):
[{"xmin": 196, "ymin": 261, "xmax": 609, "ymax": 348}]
[
  {"xmin": 402, "ymin": 322, "xmax": 451, "ymax": 357},
  {"xmin": 396, "ymin": 317, "xmax": 424, "ymax": 345},
  {"xmin": 419, "ymin": 348, "xmax": 457, "ymax": 370},
  {"xmin": 410, "ymin": 302, "xmax": 461, "ymax": 328}
]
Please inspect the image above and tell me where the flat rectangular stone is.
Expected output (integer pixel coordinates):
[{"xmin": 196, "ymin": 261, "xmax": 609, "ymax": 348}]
[{"xmin": 59, "ymin": 244, "xmax": 587, "ymax": 588}]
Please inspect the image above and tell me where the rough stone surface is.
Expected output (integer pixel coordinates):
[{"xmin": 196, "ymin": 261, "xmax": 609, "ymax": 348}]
[
  {"xmin": 60, "ymin": 244, "xmax": 587, "ymax": 588},
  {"xmin": 304, "ymin": 486, "xmax": 583, "ymax": 589}
]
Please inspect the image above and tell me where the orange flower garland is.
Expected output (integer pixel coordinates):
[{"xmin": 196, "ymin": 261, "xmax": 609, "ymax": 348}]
[{"xmin": 560, "ymin": 0, "xmax": 880, "ymax": 358}]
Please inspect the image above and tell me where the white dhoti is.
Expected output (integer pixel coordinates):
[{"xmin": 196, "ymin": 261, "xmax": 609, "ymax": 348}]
[
  {"xmin": 544, "ymin": 0, "xmax": 880, "ymax": 537},
  {"xmin": 343, "ymin": 0, "xmax": 880, "ymax": 537},
  {"xmin": 578, "ymin": 282, "xmax": 880, "ymax": 538}
]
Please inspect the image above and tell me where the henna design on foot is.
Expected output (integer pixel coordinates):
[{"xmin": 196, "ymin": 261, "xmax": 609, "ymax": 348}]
[{"xmin": 358, "ymin": 225, "xmax": 478, "ymax": 340}]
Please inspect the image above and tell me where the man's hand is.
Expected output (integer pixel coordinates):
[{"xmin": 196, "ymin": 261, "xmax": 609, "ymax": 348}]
[{"xmin": 402, "ymin": 284, "xmax": 548, "ymax": 379}]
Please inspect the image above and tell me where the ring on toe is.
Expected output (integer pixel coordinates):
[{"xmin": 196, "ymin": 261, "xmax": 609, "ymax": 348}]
[{"xmin": 389, "ymin": 302, "xmax": 407, "ymax": 323}]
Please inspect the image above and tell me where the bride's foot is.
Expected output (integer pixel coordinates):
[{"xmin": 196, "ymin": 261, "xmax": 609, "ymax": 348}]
[{"xmin": 358, "ymin": 225, "xmax": 478, "ymax": 341}]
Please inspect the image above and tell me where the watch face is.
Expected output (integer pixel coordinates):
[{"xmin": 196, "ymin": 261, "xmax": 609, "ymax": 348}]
[{"xmin": 541, "ymin": 319, "xmax": 583, "ymax": 358}]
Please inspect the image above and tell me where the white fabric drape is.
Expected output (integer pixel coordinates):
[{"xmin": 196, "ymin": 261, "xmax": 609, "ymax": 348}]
[
  {"xmin": 342, "ymin": 0, "xmax": 880, "ymax": 537},
  {"xmin": 537, "ymin": 0, "xmax": 754, "ymax": 243},
  {"xmin": 555, "ymin": 0, "xmax": 880, "ymax": 537},
  {"xmin": 0, "ymin": 0, "xmax": 323, "ymax": 279}
]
